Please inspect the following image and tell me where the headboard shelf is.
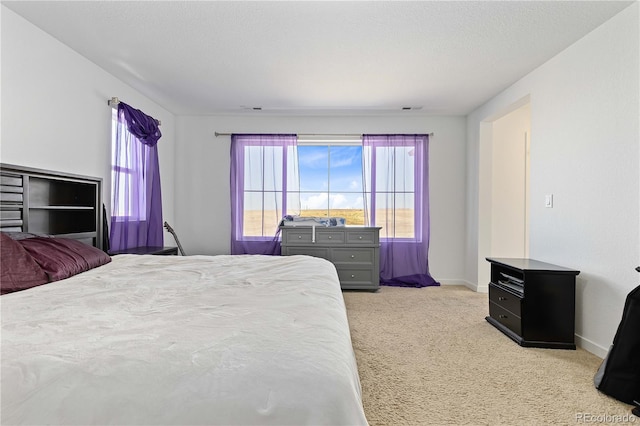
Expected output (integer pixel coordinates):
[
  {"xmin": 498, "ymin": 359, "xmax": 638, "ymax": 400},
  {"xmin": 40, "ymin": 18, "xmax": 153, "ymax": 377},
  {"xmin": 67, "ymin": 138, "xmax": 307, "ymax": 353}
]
[
  {"xmin": 30, "ymin": 206, "xmax": 95, "ymax": 210},
  {"xmin": 0, "ymin": 163, "xmax": 103, "ymax": 249}
]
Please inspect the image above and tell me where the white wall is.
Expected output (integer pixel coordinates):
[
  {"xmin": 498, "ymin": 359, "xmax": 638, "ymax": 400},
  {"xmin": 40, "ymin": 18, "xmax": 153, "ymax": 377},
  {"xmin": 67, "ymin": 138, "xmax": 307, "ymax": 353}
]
[
  {"xmin": 466, "ymin": 3, "xmax": 639, "ymax": 356},
  {"xmin": 0, "ymin": 6, "xmax": 176, "ymax": 236},
  {"xmin": 175, "ymin": 114, "xmax": 468, "ymax": 284},
  {"xmin": 491, "ymin": 103, "xmax": 530, "ymax": 258}
]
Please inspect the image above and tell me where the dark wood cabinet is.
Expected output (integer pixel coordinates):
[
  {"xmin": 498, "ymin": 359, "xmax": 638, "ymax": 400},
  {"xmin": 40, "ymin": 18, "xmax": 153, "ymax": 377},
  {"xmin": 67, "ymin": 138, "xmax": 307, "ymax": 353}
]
[
  {"xmin": 0, "ymin": 164, "xmax": 103, "ymax": 249},
  {"xmin": 485, "ymin": 257, "xmax": 580, "ymax": 349}
]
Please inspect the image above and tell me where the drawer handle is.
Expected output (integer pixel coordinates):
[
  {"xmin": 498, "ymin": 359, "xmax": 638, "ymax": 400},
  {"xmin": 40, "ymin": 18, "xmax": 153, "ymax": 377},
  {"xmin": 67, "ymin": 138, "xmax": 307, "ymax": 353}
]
[
  {"xmin": 351, "ymin": 274, "xmax": 355, "ymax": 278},
  {"xmin": 498, "ymin": 296, "xmax": 507, "ymax": 301},
  {"xmin": 328, "ymin": 236, "xmax": 332, "ymax": 239},
  {"xmin": 499, "ymin": 314, "xmax": 508, "ymax": 319},
  {"xmin": 298, "ymin": 235, "xmax": 302, "ymax": 239},
  {"xmin": 358, "ymin": 236, "xmax": 363, "ymax": 240},
  {"xmin": 351, "ymin": 254, "xmax": 356, "ymax": 258}
]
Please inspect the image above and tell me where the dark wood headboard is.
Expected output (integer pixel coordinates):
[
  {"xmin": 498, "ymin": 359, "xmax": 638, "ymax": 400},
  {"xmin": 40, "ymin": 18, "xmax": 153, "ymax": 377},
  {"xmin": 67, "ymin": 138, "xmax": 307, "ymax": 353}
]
[{"xmin": 0, "ymin": 163, "xmax": 103, "ymax": 249}]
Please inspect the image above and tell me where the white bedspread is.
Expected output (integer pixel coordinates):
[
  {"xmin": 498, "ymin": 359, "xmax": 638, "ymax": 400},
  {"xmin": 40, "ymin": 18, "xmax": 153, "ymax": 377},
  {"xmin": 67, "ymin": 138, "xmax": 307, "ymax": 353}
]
[{"xmin": 1, "ymin": 254, "xmax": 368, "ymax": 425}]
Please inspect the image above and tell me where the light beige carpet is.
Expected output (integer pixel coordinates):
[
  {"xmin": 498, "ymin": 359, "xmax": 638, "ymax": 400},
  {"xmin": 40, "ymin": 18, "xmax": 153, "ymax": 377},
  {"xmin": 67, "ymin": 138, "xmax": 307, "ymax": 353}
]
[{"xmin": 343, "ymin": 285, "xmax": 635, "ymax": 425}]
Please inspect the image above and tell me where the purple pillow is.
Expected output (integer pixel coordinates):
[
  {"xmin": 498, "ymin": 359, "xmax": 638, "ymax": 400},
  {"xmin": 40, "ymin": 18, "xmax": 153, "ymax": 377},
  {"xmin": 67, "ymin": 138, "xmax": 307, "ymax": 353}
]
[
  {"xmin": 0, "ymin": 232, "xmax": 49, "ymax": 295},
  {"xmin": 18, "ymin": 237, "xmax": 111, "ymax": 282}
]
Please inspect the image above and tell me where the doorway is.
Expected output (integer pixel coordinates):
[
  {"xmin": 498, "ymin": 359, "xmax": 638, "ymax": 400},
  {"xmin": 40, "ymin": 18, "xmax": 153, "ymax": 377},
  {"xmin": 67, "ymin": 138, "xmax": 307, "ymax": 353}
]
[{"xmin": 477, "ymin": 98, "xmax": 531, "ymax": 291}]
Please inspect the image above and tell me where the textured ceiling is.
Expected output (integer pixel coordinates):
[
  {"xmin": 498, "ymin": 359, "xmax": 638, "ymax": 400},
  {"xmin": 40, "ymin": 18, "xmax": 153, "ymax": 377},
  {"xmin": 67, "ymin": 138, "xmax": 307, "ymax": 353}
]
[{"xmin": 3, "ymin": 1, "xmax": 634, "ymax": 115}]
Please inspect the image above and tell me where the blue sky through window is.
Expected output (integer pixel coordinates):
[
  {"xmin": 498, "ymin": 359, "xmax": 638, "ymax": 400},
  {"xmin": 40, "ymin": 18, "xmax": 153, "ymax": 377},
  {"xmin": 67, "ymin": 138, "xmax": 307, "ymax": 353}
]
[{"xmin": 297, "ymin": 145, "xmax": 364, "ymax": 211}]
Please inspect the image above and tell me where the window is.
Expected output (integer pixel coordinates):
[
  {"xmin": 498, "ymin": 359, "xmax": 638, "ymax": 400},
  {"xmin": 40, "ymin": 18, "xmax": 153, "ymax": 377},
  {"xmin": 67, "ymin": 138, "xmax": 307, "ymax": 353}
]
[
  {"xmin": 236, "ymin": 137, "xmax": 366, "ymax": 240},
  {"xmin": 364, "ymin": 142, "xmax": 418, "ymax": 240},
  {"xmin": 232, "ymin": 134, "xmax": 427, "ymax": 245},
  {"xmin": 109, "ymin": 101, "xmax": 163, "ymax": 252},
  {"xmin": 111, "ymin": 108, "xmax": 146, "ymax": 220},
  {"xmin": 231, "ymin": 134, "xmax": 298, "ymax": 246},
  {"xmin": 241, "ymin": 142, "xmax": 297, "ymax": 237},
  {"xmin": 231, "ymin": 133, "xmax": 436, "ymax": 286},
  {"xmin": 294, "ymin": 143, "xmax": 365, "ymax": 225}
]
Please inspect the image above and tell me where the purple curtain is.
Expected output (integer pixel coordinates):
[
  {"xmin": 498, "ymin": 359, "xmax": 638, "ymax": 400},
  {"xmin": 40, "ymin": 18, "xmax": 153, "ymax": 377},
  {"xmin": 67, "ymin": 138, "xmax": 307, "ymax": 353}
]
[
  {"xmin": 110, "ymin": 103, "xmax": 163, "ymax": 251},
  {"xmin": 230, "ymin": 134, "xmax": 298, "ymax": 255},
  {"xmin": 362, "ymin": 134, "xmax": 439, "ymax": 287}
]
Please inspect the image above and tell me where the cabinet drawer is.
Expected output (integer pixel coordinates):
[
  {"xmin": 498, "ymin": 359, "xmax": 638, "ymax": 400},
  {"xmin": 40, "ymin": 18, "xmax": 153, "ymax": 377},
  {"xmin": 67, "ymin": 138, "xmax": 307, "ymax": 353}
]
[
  {"xmin": 315, "ymin": 231, "xmax": 345, "ymax": 245},
  {"xmin": 332, "ymin": 248, "xmax": 375, "ymax": 265},
  {"xmin": 282, "ymin": 246, "xmax": 331, "ymax": 261},
  {"xmin": 336, "ymin": 267, "xmax": 374, "ymax": 284},
  {"xmin": 282, "ymin": 229, "xmax": 312, "ymax": 244},
  {"xmin": 489, "ymin": 283, "xmax": 522, "ymax": 317},
  {"xmin": 282, "ymin": 229, "xmax": 346, "ymax": 245},
  {"xmin": 346, "ymin": 230, "xmax": 377, "ymax": 245},
  {"xmin": 489, "ymin": 301, "xmax": 522, "ymax": 336}
]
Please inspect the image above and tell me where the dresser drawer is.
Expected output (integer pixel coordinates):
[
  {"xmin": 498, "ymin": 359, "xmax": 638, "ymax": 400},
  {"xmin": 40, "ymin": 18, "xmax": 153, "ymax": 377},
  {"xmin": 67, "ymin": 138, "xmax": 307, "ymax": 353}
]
[
  {"xmin": 489, "ymin": 283, "xmax": 522, "ymax": 317},
  {"xmin": 282, "ymin": 229, "xmax": 313, "ymax": 244},
  {"xmin": 336, "ymin": 267, "xmax": 374, "ymax": 284},
  {"xmin": 346, "ymin": 230, "xmax": 377, "ymax": 245},
  {"xmin": 489, "ymin": 301, "xmax": 522, "ymax": 336},
  {"xmin": 331, "ymin": 248, "xmax": 375, "ymax": 265},
  {"xmin": 315, "ymin": 230, "xmax": 345, "ymax": 245},
  {"xmin": 282, "ymin": 228, "xmax": 346, "ymax": 245},
  {"xmin": 282, "ymin": 246, "xmax": 331, "ymax": 261}
]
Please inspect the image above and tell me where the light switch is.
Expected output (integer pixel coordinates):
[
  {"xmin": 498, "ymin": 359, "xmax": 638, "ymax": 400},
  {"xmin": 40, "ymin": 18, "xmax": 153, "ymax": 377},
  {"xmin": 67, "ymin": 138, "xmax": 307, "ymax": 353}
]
[{"xmin": 545, "ymin": 194, "xmax": 553, "ymax": 208}]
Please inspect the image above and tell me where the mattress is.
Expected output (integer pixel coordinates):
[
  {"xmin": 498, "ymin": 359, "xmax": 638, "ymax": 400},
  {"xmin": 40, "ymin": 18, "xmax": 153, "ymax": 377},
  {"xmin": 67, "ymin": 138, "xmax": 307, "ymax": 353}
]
[{"xmin": 1, "ymin": 254, "xmax": 367, "ymax": 425}]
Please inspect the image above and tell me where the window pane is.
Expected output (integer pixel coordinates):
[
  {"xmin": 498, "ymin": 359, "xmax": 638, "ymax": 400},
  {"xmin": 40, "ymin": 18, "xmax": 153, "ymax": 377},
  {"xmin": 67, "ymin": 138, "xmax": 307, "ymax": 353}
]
[
  {"xmin": 374, "ymin": 192, "xmax": 415, "ymax": 238},
  {"xmin": 394, "ymin": 146, "xmax": 415, "ymax": 192},
  {"xmin": 373, "ymin": 146, "xmax": 415, "ymax": 193},
  {"xmin": 300, "ymin": 192, "xmax": 329, "ymax": 217},
  {"xmin": 244, "ymin": 146, "xmax": 264, "ymax": 191},
  {"xmin": 244, "ymin": 146, "xmax": 283, "ymax": 191},
  {"xmin": 328, "ymin": 192, "xmax": 365, "ymax": 225},
  {"xmin": 113, "ymin": 172, "xmax": 128, "ymax": 216},
  {"xmin": 329, "ymin": 146, "xmax": 363, "ymax": 192},
  {"xmin": 243, "ymin": 191, "xmax": 263, "ymax": 236},
  {"xmin": 298, "ymin": 146, "xmax": 328, "ymax": 191},
  {"xmin": 263, "ymin": 191, "xmax": 282, "ymax": 236},
  {"xmin": 242, "ymin": 191, "xmax": 283, "ymax": 237},
  {"xmin": 394, "ymin": 193, "xmax": 415, "ymax": 238},
  {"xmin": 286, "ymin": 145, "xmax": 300, "ymax": 193},
  {"xmin": 375, "ymin": 146, "xmax": 394, "ymax": 192},
  {"xmin": 286, "ymin": 192, "xmax": 301, "ymax": 216},
  {"xmin": 363, "ymin": 191, "xmax": 372, "ymax": 226},
  {"xmin": 326, "ymin": 192, "xmax": 358, "ymax": 209},
  {"xmin": 262, "ymin": 146, "xmax": 283, "ymax": 191},
  {"xmin": 375, "ymin": 193, "xmax": 393, "ymax": 238}
]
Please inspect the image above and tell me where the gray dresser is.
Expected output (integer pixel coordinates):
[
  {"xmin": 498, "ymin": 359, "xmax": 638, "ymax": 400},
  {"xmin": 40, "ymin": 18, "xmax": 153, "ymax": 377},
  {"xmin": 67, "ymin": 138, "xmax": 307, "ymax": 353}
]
[{"xmin": 280, "ymin": 226, "xmax": 381, "ymax": 291}]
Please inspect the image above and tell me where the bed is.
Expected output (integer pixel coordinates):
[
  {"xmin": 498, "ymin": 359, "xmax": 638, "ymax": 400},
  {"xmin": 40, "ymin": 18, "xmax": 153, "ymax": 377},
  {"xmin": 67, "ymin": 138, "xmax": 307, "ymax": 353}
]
[{"xmin": 0, "ymin": 165, "xmax": 368, "ymax": 425}]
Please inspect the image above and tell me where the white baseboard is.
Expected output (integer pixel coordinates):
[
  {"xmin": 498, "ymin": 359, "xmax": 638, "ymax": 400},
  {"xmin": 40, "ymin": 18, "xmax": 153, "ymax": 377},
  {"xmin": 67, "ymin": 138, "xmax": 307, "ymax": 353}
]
[
  {"xmin": 438, "ymin": 279, "xmax": 487, "ymax": 293},
  {"xmin": 575, "ymin": 334, "xmax": 609, "ymax": 359}
]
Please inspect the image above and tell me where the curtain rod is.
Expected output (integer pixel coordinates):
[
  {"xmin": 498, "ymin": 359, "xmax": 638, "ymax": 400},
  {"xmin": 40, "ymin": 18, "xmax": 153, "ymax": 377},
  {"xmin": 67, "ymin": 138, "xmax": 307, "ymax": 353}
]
[
  {"xmin": 214, "ymin": 132, "xmax": 434, "ymax": 137},
  {"xmin": 108, "ymin": 97, "xmax": 161, "ymax": 126}
]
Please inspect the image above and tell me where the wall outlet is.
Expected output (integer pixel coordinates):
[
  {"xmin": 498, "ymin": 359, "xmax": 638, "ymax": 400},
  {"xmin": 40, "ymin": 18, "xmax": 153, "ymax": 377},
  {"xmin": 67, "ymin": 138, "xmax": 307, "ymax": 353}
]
[{"xmin": 545, "ymin": 194, "xmax": 553, "ymax": 208}]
